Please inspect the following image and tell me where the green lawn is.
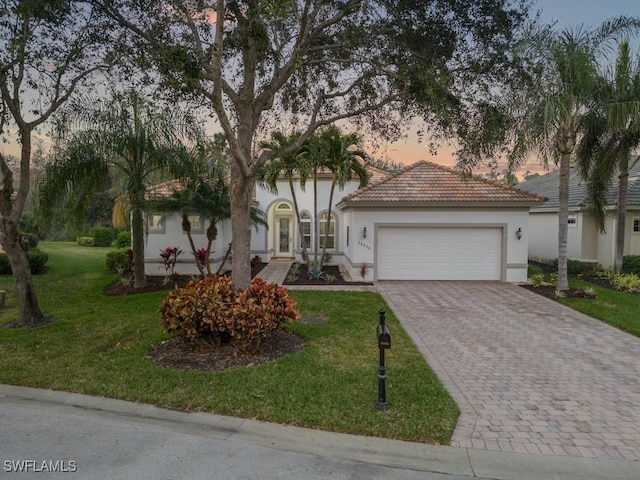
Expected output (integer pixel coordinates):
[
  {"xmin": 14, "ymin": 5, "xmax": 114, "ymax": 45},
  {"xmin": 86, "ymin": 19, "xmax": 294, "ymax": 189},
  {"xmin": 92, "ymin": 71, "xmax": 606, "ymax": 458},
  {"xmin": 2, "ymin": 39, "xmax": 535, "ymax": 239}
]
[
  {"xmin": 0, "ymin": 242, "xmax": 458, "ymax": 444},
  {"xmin": 562, "ymin": 278, "xmax": 640, "ymax": 337}
]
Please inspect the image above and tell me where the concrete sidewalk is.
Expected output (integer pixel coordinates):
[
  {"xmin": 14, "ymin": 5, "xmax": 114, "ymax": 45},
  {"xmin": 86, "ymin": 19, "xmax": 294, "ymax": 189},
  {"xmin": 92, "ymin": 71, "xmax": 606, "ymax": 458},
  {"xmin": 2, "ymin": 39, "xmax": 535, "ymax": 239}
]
[{"xmin": 1, "ymin": 385, "xmax": 638, "ymax": 480}]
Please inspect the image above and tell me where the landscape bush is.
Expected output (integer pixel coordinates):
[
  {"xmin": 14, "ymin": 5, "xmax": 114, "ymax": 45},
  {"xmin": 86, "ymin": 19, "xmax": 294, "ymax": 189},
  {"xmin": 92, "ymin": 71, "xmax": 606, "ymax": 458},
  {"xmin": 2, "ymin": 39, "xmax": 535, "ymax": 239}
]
[
  {"xmin": 21, "ymin": 232, "xmax": 39, "ymax": 249},
  {"xmin": 623, "ymin": 255, "xmax": 640, "ymax": 276},
  {"xmin": 0, "ymin": 249, "xmax": 49, "ymax": 275},
  {"xmin": 77, "ymin": 236, "xmax": 94, "ymax": 247},
  {"xmin": 113, "ymin": 231, "xmax": 131, "ymax": 249},
  {"xmin": 106, "ymin": 249, "xmax": 132, "ymax": 273},
  {"xmin": 551, "ymin": 258, "xmax": 599, "ymax": 275},
  {"xmin": 160, "ymin": 275, "xmax": 299, "ymax": 354},
  {"xmin": 90, "ymin": 226, "xmax": 115, "ymax": 247}
]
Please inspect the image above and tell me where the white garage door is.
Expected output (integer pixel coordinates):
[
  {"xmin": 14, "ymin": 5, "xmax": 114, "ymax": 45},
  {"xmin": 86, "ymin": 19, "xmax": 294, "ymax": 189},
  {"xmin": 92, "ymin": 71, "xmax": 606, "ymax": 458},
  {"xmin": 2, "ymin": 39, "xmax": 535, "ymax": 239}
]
[{"xmin": 377, "ymin": 227, "xmax": 503, "ymax": 280}]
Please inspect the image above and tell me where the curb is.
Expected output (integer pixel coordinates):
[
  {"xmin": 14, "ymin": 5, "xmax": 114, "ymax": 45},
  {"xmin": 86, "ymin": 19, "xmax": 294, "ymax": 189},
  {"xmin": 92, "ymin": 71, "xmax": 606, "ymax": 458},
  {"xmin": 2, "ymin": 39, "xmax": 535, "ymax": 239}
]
[{"xmin": 1, "ymin": 385, "xmax": 639, "ymax": 480}]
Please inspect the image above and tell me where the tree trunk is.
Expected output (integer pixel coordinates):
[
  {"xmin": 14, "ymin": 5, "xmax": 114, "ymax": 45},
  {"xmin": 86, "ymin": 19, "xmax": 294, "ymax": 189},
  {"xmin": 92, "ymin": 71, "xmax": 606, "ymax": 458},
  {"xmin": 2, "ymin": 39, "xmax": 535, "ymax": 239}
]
[
  {"xmin": 205, "ymin": 222, "xmax": 218, "ymax": 275},
  {"xmin": 288, "ymin": 176, "xmax": 308, "ymax": 264},
  {"xmin": 321, "ymin": 179, "xmax": 337, "ymax": 266},
  {"xmin": 556, "ymin": 152, "xmax": 571, "ymax": 291},
  {"xmin": 0, "ymin": 228, "xmax": 45, "ymax": 327},
  {"xmin": 614, "ymin": 155, "xmax": 630, "ymax": 273},
  {"xmin": 0, "ymin": 127, "xmax": 46, "ymax": 326},
  {"xmin": 183, "ymin": 214, "xmax": 205, "ymax": 276},
  {"xmin": 130, "ymin": 205, "xmax": 148, "ymax": 288},
  {"xmin": 229, "ymin": 160, "xmax": 253, "ymax": 289},
  {"xmin": 313, "ymin": 171, "xmax": 318, "ymax": 265}
]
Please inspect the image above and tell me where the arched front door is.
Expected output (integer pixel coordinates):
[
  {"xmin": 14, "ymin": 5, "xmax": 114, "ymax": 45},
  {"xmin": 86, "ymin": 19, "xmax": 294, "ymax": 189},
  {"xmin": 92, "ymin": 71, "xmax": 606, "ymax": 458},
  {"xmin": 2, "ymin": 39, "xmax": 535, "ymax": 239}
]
[{"xmin": 274, "ymin": 203, "xmax": 294, "ymax": 257}]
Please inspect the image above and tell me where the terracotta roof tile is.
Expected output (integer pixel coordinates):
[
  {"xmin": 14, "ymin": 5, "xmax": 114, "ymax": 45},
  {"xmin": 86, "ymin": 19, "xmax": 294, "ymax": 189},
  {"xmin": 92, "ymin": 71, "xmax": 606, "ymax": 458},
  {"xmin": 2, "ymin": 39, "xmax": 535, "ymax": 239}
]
[
  {"xmin": 146, "ymin": 178, "xmax": 258, "ymax": 203},
  {"xmin": 339, "ymin": 160, "xmax": 547, "ymax": 205}
]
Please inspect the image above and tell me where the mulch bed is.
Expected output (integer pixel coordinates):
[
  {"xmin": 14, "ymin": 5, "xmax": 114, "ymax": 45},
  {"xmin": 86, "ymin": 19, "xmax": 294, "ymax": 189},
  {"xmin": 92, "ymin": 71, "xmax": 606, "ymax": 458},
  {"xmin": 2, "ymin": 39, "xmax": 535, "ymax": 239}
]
[
  {"xmin": 283, "ymin": 264, "xmax": 372, "ymax": 286},
  {"xmin": 104, "ymin": 263, "xmax": 267, "ymax": 296},
  {"xmin": 520, "ymin": 284, "xmax": 598, "ymax": 300},
  {"xmin": 146, "ymin": 329, "xmax": 305, "ymax": 372}
]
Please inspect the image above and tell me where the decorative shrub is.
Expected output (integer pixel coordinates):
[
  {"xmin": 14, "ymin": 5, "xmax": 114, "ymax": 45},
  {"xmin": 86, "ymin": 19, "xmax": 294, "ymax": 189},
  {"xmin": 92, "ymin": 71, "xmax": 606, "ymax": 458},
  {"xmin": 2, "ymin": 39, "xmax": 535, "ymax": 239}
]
[
  {"xmin": 113, "ymin": 231, "xmax": 131, "ymax": 249},
  {"xmin": 623, "ymin": 255, "xmax": 640, "ymax": 276},
  {"xmin": 28, "ymin": 249, "xmax": 49, "ymax": 273},
  {"xmin": 160, "ymin": 275, "xmax": 300, "ymax": 354},
  {"xmin": 0, "ymin": 250, "xmax": 49, "ymax": 275},
  {"xmin": 0, "ymin": 254, "xmax": 10, "ymax": 275},
  {"xmin": 530, "ymin": 273, "xmax": 545, "ymax": 287},
  {"xmin": 160, "ymin": 246, "xmax": 182, "ymax": 277},
  {"xmin": 21, "ymin": 232, "xmax": 39, "ymax": 249},
  {"xmin": 551, "ymin": 258, "xmax": 599, "ymax": 275},
  {"xmin": 609, "ymin": 273, "xmax": 640, "ymax": 293},
  {"xmin": 77, "ymin": 236, "xmax": 94, "ymax": 247},
  {"xmin": 106, "ymin": 249, "xmax": 132, "ymax": 273},
  {"xmin": 90, "ymin": 226, "xmax": 115, "ymax": 247}
]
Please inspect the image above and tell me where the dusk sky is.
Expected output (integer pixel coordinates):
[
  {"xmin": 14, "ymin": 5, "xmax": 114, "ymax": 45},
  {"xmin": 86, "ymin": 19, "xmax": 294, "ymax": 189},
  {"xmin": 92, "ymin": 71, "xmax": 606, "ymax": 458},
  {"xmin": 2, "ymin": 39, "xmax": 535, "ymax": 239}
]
[
  {"xmin": 387, "ymin": 0, "xmax": 639, "ymax": 175},
  {"xmin": 3, "ymin": 1, "xmax": 638, "ymax": 177}
]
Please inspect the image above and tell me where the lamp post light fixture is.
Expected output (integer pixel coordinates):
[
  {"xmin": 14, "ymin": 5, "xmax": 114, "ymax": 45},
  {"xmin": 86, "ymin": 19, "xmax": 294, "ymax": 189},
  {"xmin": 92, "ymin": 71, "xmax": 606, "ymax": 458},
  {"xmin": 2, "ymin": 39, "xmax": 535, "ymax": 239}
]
[{"xmin": 516, "ymin": 227, "xmax": 522, "ymax": 240}]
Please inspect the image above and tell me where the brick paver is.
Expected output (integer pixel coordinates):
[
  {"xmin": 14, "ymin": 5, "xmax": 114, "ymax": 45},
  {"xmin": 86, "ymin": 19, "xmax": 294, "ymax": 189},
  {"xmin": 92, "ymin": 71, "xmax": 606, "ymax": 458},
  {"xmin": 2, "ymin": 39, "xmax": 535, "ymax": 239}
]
[{"xmin": 377, "ymin": 281, "xmax": 640, "ymax": 460}]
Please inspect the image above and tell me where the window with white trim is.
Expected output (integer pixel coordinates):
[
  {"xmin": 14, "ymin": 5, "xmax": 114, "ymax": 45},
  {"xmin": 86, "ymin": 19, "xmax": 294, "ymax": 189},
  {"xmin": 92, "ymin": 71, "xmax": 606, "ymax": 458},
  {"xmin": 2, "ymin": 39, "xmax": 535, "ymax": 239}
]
[
  {"xmin": 633, "ymin": 217, "xmax": 640, "ymax": 233},
  {"xmin": 148, "ymin": 214, "xmax": 165, "ymax": 234},
  {"xmin": 318, "ymin": 212, "xmax": 335, "ymax": 250},
  {"xmin": 187, "ymin": 215, "xmax": 203, "ymax": 234},
  {"xmin": 300, "ymin": 212, "xmax": 311, "ymax": 248},
  {"xmin": 568, "ymin": 216, "xmax": 577, "ymax": 227}
]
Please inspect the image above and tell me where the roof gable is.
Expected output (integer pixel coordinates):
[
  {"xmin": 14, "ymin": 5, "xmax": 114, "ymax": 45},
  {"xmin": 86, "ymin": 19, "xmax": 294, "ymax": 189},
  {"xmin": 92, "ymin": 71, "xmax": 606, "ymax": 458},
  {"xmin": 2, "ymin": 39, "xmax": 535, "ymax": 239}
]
[{"xmin": 338, "ymin": 160, "xmax": 546, "ymax": 206}]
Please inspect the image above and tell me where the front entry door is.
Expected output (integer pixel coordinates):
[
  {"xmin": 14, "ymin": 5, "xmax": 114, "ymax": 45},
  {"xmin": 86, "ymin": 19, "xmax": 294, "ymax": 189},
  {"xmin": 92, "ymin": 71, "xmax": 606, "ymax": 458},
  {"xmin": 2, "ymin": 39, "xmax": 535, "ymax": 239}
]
[{"xmin": 276, "ymin": 216, "xmax": 293, "ymax": 256}]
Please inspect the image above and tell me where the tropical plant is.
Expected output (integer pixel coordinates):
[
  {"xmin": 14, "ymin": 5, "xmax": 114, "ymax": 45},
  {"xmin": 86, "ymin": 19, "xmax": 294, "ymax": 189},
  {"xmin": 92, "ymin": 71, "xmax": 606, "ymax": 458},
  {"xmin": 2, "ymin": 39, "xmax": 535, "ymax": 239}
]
[
  {"xmin": 508, "ymin": 18, "xmax": 640, "ymax": 291},
  {"xmin": 318, "ymin": 126, "xmax": 368, "ymax": 266},
  {"xmin": 148, "ymin": 175, "xmax": 267, "ymax": 276},
  {"xmin": 37, "ymin": 90, "xmax": 200, "ymax": 288},
  {"xmin": 259, "ymin": 131, "xmax": 311, "ymax": 264},
  {"xmin": 160, "ymin": 275, "xmax": 299, "ymax": 354},
  {"xmin": 577, "ymin": 42, "xmax": 640, "ymax": 273}
]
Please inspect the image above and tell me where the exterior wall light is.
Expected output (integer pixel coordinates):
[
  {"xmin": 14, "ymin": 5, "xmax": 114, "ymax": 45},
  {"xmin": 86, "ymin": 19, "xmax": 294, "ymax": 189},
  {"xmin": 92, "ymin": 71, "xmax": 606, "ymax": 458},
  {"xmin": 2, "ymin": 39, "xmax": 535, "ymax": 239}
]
[
  {"xmin": 516, "ymin": 227, "xmax": 522, "ymax": 240},
  {"xmin": 363, "ymin": 226, "xmax": 367, "ymax": 239}
]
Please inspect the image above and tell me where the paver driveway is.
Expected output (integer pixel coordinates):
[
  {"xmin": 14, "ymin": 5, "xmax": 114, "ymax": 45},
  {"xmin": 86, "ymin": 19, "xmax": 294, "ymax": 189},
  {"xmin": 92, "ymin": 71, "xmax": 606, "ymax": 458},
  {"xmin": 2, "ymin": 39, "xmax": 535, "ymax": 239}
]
[{"xmin": 377, "ymin": 281, "xmax": 640, "ymax": 461}]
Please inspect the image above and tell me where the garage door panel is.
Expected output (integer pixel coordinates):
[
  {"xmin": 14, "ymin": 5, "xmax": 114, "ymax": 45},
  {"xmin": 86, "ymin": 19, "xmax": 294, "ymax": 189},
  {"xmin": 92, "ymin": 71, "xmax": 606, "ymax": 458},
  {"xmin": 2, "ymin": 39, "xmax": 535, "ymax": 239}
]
[{"xmin": 377, "ymin": 227, "xmax": 502, "ymax": 280}]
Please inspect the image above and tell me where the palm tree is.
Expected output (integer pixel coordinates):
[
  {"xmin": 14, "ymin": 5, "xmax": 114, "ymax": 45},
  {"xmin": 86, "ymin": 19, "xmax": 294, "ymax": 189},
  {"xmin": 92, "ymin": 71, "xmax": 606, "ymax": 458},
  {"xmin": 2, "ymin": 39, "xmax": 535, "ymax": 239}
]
[
  {"xmin": 577, "ymin": 42, "xmax": 640, "ymax": 273},
  {"xmin": 259, "ymin": 131, "xmax": 311, "ymax": 264},
  {"xmin": 37, "ymin": 90, "xmax": 200, "ymax": 288},
  {"xmin": 319, "ymin": 126, "xmax": 368, "ymax": 265},
  {"xmin": 149, "ymin": 174, "xmax": 267, "ymax": 276},
  {"xmin": 509, "ymin": 18, "xmax": 640, "ymax": 291}
]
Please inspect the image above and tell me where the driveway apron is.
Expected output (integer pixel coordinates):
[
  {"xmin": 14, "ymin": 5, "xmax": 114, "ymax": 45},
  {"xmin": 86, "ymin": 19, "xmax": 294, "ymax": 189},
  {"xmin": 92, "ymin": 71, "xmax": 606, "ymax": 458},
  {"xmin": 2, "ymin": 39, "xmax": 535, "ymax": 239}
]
[{"xmin": 377, "ymin": 281, "xmax": 640, "ymax": 461}]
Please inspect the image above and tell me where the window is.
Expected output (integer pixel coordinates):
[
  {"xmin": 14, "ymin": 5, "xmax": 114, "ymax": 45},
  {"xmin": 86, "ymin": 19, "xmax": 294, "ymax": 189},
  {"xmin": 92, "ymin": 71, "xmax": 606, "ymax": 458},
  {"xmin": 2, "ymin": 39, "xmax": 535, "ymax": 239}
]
[
  {"xmin": 187, "ymin": 215, "xmax": 203, "ymax": 234},
  {"xmin": 277, "ymin": 203, "xmax": 291, "ymax": 210},
  {"xmin": 318, "ymin": 212, "xmax": 335, "ymax": 250},
  {"xmin": 634, "ymin": 218, "xmax": 640, "ymax": 233},
  {"xmin": 568, "ymin": 216, "xmax": 577, "ymax": 227},
  {"xmin": 300, "ymin": 212, "xmax": 312, "ymax": 248},
  {"xmin": 148, "ymin": 214, "xmax": 165, "ymax": 234}
]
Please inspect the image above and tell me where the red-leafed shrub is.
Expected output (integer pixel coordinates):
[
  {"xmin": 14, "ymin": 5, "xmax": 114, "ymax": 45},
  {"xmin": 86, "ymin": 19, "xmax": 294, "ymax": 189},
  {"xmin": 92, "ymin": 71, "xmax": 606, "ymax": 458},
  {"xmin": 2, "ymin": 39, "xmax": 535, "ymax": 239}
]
[{"xmin": 160, "ymin": 275, "xmax": 299, "ymax": 354}]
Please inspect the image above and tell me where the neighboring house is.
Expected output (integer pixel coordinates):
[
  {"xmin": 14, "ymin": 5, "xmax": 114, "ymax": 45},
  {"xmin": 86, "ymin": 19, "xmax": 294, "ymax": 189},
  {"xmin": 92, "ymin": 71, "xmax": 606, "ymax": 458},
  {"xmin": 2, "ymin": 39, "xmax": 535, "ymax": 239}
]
[
  {"xmin": 144, "ymin": 160, "xmax": 545, "ymax": 282},
  {"xmin": 518, "ymin": 160, "xmax": 640, "ymax": 268}
]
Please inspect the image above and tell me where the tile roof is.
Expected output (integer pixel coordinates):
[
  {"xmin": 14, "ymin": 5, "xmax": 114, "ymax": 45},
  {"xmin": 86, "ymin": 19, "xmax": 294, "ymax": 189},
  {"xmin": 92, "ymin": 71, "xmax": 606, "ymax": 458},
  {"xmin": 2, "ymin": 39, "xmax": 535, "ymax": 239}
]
[
  {"xmin": 146, "ymin": 178, "xmax": 258, "ymax": 203},
  {"xmin": 518, "ymin": 158, "xmax": 640, "ymax": 209},
  {"xmin": 338, "ymin": 160, "xmax": 547, "ymax": 206}
]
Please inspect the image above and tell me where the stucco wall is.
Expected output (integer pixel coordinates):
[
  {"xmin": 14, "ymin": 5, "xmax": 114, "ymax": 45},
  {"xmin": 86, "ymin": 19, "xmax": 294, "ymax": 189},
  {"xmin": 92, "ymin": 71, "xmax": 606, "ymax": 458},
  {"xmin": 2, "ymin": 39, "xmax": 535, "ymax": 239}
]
[{"xmin": 339, "ymin": 207, "xmax": 531, "ymax": 282}]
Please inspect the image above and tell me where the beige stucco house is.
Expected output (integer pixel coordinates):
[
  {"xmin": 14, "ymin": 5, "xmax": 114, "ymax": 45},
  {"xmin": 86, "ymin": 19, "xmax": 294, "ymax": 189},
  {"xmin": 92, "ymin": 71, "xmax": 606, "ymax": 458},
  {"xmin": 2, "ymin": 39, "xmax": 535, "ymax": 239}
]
[
  {"xmin": 518, "ymin": 160, "xmax": 640, "ymax": 268},
  {"xmin": 144, "ymin": 160, "xmax": 545, "ymax": 282}
]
